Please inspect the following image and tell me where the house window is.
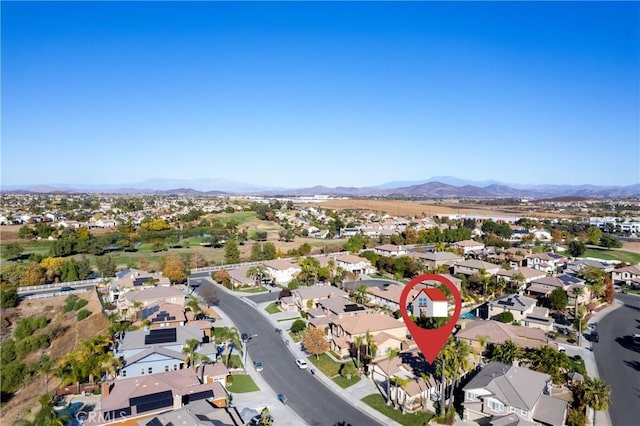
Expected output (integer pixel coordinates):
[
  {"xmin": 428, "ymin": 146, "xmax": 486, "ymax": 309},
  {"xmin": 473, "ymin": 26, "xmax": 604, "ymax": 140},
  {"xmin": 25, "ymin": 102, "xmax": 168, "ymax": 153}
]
[
  {"xmin": 141, "ymin": 368, "xmax": 145, "ymax": 375},
  {"xmin": 165, "ymin": 365, "xmax": 169, "ymax": 372},
  {"xmin": 521, "ymin": 409, "xmax": 528, "ymax": 416},
  {"xmin": 488, "ymin": 400, "xmax": 504, "ymax": 412},
  {"xmin": 509, "ymin": 406, "xmax": 515, "ymax": 413},
  {"xmin": 173, "ymin": 364, "xmax": 178, "ymax": 371},
  {"xmin": 122, "ymin": 370, "xmax": 127, "ymax": 378},
  {"xmin": 148, "ymin": 367, "xmax": 152, "ymax": 374},
  {"xmin": 466, "ymin": 391, "xmax": 477, "ymax": 401}
]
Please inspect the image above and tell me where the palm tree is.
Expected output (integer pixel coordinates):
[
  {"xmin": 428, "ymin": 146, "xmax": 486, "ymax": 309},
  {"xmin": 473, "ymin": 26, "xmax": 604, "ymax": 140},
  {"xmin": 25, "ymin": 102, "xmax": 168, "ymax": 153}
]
[
  {"xmin": 479, "ymin": 269, "xmax": 491, "ymax": 301},
  {"xmin": 55, "ymin": 355, "xmax": 85, "ymax": 395},
  {"xmin": 476, "ymin": 335, "xmax": 489, "ymax": 363},
  {"xmin": 182, "ymin": 338, "xmax": 200, "ymax": 369},
  {"xmin": 39, "ymin": 354, "xmax": 54, "ymax": 394},
  {"xmin": 394, "ymin": 377, "xmax": 411, "ymax": 413},
  {"xmin": 185, "ymin": 295, "xmax": 202, "ymax": 316},
  {"xmin": 246, "ymin": 264, "xmax": 269, "ymax": 286},
  {"xmin": 354, "ymin": 335, "xmax": 365, "ymax": 371},
  {"xmin": 490, "ymin": 340, "xmax": 520, "ymax": 365},
  {"xmin": 447, "ymin": 339, "xmax": 472, "ymax": 411},
  {"xmin": 14, "ymin": 395, "xmax": 71, "ymax": 426},
  {"xmin": 352, "ymin": 285, "xmax": 369, "ymax": 304},
  {"xmin": 527, "ymin": 346, "xmax": 568, "ymax": 384},
  {"xmin": 583, "ymin": 377, "xmax": 611, "ymax": 426},
  {"xmin": 384, "ymin": 348, "xmax": 399, "ymax": 405}
]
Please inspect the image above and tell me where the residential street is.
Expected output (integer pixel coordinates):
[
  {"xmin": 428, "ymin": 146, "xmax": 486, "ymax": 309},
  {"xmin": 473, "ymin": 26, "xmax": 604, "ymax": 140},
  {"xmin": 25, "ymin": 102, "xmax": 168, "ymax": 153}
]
[
  {"xmin": 191, "ymin": 273, "xmax": 387, "ymax": 426},
  {"xmin": 593, "ymin": 293, "xmax": 640, "ymax": 426}
]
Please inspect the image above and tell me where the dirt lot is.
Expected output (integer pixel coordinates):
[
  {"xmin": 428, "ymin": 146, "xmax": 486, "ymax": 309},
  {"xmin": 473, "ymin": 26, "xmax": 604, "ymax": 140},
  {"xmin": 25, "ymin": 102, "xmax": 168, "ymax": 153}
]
[
  {"xmin": 1, "ymin": 291, "xmax": 109, "ymax": 424},
  {"xmin": 305, "ymin": 198, "xmax": 575, "ymax": 219},
  {"xmin": 622, "ymin": 241, "xmax": 640, "ymax": 253}
]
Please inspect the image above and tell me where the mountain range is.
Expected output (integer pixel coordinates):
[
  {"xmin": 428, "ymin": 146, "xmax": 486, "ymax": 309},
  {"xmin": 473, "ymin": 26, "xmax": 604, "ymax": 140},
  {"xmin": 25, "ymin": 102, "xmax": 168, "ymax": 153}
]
[{"xmin": 2, "ymin": 177, "xmax": 639, "ymax": 198}]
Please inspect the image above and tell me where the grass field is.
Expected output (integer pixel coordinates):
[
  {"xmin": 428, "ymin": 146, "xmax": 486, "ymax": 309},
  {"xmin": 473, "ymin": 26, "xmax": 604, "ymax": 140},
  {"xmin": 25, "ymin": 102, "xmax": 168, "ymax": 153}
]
[
  {"xmin": 227, "ymin": 374, "xmax": 259, "ymax": 393},
  {"xmin": 265, "ymin": 302, "xmax": 282, "ymax": 314},
  {"xmin": 332, "ymin": 374, "xmax": 361, "ymax": 388},
  {"xmin": 361, "ymin": 394, "xmax": 433, "ymax": 426},
  {"xmin": 307, "ymin": 354, "xmax": 342, "ymax": 377},
  {"xmin": 582, "ymin": 248, "xmax": 640, "ymax": 264}
]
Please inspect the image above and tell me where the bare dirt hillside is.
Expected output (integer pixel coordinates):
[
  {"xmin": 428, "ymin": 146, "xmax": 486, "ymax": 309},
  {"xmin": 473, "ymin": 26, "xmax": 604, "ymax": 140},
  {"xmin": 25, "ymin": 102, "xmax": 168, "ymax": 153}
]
[{"xmin": 1, "ymin": 291, "xmax": 109, "ymax": 424}]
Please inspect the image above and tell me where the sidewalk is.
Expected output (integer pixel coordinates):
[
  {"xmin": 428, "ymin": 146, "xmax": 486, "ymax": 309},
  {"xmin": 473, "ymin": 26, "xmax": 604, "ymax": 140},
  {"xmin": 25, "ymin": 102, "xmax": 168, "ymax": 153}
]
[
  {"xmin": 251, "ymin": 297, "xmax": 404, "ymax": 426},
  {"xmin": 562, "ymin": 299, "xmax": 622, "ymax": 426}
]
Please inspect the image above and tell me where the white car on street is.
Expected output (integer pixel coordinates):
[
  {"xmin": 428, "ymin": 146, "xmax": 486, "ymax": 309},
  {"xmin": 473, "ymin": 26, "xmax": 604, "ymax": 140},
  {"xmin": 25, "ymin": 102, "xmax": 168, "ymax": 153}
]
[{"xmin": 295, "ymin": 358, "xmax": 308, "ymax": 369}]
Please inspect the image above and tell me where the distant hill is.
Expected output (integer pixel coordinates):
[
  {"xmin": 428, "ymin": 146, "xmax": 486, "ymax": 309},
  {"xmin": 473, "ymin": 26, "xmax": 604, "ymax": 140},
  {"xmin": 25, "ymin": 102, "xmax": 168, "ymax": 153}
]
[{"xmin": 2, "ymin": 178, "xmax": 639, "ymax": 198}]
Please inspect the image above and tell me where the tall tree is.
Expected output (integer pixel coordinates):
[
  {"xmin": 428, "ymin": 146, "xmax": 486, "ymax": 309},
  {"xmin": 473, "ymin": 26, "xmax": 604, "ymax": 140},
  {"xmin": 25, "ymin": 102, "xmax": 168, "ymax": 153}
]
[
  {"xmin": 303, "ymin": 327, "xmax": 329, "ymax": 359},
  {"xmin": 384, "ymin": 348, "xmax": 400, "ymax": 405},
  {"xmin": 96, "ymin": 255, "xmax": 117, "ymax": 278},
  {"xmin": 549, "ymin": 288, "xmax": 568, "ymax": 311},
  {"xmin": 224, "ymin": 239, "xmax": 241, "ymax": 264},
  {"xmin": 490, "ymin": 340, "xmax": 520, "ymax": 364},
  {"xmin": 583, "ymin": 377, "xmax": 611, "ymax": 426},
  {"xmin": 163, "ymin": 254, "xmax": 188, "ymax": 283},
  {"xmin": 567, "ymin": 241, "xmax": 586, "ymax": 258}
]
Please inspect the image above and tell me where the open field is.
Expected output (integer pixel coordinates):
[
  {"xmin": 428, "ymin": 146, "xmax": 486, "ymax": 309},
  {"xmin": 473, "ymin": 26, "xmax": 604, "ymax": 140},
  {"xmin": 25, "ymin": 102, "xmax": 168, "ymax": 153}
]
[{"xmin": 305, "ymin": 198, "xmax": 577, "ymax": 219}]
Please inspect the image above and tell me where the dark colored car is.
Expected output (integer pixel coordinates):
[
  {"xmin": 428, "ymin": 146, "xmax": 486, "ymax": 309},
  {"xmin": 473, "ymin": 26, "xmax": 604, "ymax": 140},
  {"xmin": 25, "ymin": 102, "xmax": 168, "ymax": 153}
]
[
  {"xmin": 590, "ymin": 331, "xmax": 599, "ymax": 343},
  {"xmin": 60, "ymin": 286, "xmax": 74, "ymax": 292}
]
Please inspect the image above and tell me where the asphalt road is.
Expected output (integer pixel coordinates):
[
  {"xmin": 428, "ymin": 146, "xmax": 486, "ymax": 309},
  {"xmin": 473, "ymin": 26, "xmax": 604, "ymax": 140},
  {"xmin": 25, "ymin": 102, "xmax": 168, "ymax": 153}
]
[
  {"xmin": 593, "ymin": 293, "xmax": 640, "ymax": 426},
  {"xmin": 192, "ymin": 275, "xmax": 381, "ymax": 426}
]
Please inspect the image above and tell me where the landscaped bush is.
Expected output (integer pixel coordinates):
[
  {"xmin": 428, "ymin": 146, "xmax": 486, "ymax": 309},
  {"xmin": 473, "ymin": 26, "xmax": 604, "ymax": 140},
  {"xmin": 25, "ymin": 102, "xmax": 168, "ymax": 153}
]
[
  {"xmin": 290, "ymin": 319, "xmax": 306, "ymax": 333},
  {"xmin": 15, "ymin": 334, "xmax": 49, "ymax": 359},
  {"xmin": 13, "ymin": 316, "xmax": 48, "ymax": 340},
  {"xmin": 76, "ymin": 309, "xmax": 92, "ymax": 321},
  {"xmin": 73, "ymin": 299, "xmax": 88, "ymax": 310},
  {"xmin": 496, "ymin": 311, "xmax": 514, "ymax": 323},
  {"xmin": 64, "ymin": 295, "xmax": 79, "ymax": 312}
]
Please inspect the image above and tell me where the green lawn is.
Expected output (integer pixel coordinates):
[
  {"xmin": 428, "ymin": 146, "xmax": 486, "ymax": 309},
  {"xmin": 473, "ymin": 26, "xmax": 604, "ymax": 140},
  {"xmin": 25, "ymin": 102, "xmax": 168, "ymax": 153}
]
[
  {"xmin": 238, "ymin": 286, "xmax": 267, "ymax": 293},
  {"xmin": 227, "ymin": 374, "xmax": 259, "ymax": 393},
  {"xmin": 361, "ymin": 394, "xmax": 433, "ymax": 426},
  {"xmin": 332, "ymin": 375, "xmax": 361, "ymax": 388},
  {"xmin": 307, "ymin": 354, "xmax": 342, "ymax": 377},
  {"xmin": 265, "ymin": 302, "xmax": 282, "ymax": 314},
  {"xmin": 582, "ymin": 248, "xmax": 640, "ymax": 264}
]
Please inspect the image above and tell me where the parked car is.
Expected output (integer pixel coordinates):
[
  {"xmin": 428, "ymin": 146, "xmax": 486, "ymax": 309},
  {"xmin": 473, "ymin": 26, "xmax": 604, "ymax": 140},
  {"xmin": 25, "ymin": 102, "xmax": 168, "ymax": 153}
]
[
  {"xmin": 590, "ymin": 331, "xmax": 599, "ymax": 343},
  {"xmin": 251, "ymin": 413, "xmax": 273, "ymax": 425},
  {"xmin": 253, "ymin": 359, "xmax": 263, "ymax": 372},
  {"xmin": 558, "ymin": 345, "xmax": 567, "ymax": 353},
  {"xmin": 277, "ymin": 393, "xmax": 288, "ymax": 404},
  {"xmin": 295, "ymin": 358, "xmax": 308, "ymax": 369},
  {"xmin": 60, "ymin": 286, "xmax": 74, "ymax": 292}
]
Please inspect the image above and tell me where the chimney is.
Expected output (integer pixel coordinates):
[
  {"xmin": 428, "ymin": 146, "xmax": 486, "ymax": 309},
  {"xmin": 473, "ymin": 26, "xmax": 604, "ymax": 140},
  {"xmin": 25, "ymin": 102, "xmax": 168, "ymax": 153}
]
[{"xmin": 101, "ymin": 381, "xmax": 113, "ymax": 397}]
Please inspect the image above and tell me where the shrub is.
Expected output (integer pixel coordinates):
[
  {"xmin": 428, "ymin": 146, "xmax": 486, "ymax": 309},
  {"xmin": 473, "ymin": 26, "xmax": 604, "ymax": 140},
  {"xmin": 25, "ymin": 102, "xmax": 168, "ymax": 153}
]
[
  {"xmin": 15, "ymin": 334, "xmax": 49, "ymax": 358},
  {"xmin": 340, "ymin": 362, "xmax": 357, "ymax": 379},
  {"xmin": 64, "ymin": 295, "xmax": 79, "ymax": 312},
  {"xmin": 14, "ymin": 316, "xmax": 48, "ymax": 340},
  {"xmin": 76, "ymin": 309, "xmax": 92, "ymax": 321},
  {"xmin": 74, "ymin": 299, "xmax": 88, "ymax": 310},
  {"xmin": 496, "ymin": 311, "xmax": 514, "ymax": 323},
  {"xmin": 290, "ymin": 319, "xmax": 306, "ymax": 334}
]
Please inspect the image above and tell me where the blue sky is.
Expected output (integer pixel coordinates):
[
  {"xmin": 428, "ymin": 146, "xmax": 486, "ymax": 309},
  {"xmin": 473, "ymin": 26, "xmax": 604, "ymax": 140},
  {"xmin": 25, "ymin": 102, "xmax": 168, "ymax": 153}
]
[{"xmin": 2, "ymin": 1, "xmax": 639, "ymax": 189}]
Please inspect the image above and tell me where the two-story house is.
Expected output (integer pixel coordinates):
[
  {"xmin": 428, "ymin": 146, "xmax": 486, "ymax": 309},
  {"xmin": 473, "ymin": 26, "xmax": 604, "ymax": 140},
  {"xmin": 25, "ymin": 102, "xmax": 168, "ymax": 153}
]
[
  {"xmin": 334, "ymin": 253, "xmax": 377, "ymax": 276},
  {"xmin": 264, "ymin": 259, "xmax": 302, "ymax": 285},
  {"xmin": 373, "ymin": 244, "xmax": 408, "ymax": 257},
  {"xmin": 408, "ymin": 251, "xmax": 463, "ymax": 271},
  {"xmin": 487, "ymin": 294, "xmax": 553, "ymax": 331},
  {"xmin": 453, "ymin": 259, "xmax": 501, "ymax": 277},
  {"xmin": 452, "ymin": 239, "xmax": 486, "ymax": 255},
  {"xmin": 462, "ymin": 361, "xmax": 567, "ymax": 425},
  {"xmin": 330, "ymin": 313, "xmax": 407, "ymax": 360},
  {"xmin": 611, "ymin": 265, "xmax": 640, "ymax": 288}
]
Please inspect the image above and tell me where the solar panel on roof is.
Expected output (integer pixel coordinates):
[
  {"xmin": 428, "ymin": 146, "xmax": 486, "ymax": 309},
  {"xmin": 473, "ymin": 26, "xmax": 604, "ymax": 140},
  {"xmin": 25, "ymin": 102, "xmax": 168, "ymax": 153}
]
[
  {"xmin": 183, "ymin": 389, "xmax": 214, "ymax": 403},
  {"xmin": 130, "ymin": 390, "xmax": 173, "ymax": 408},
  {"xmin": 144, "ymin": 328, "xmax": 177, "ymax": 345},
  {"xmin": 103, "ymin": 407, "xmax": 131, "ymax": 421},
  {"xmin": 344, "ymin": 304, "xmax": 365, "ymax": 312}
]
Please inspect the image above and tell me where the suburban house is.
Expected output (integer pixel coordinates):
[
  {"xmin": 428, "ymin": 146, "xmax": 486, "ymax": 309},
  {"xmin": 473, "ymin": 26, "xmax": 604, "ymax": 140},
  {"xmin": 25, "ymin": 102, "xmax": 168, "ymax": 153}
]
[
  {"xmin": 373, "ymin": 244, "xmax": 409, "ymax": 257},
  {"xmin": 86, "ymin": 369, "xmax": 227, "ymax": 425},
  {"xmin": 525, "ymin": 253, "xmax": 567, "ymax": 274},
  {"xmin": 494, "ymin": 267, "xmax": 548, "ymax": 290},
  {"xmin": 141, "ymin": 302, "xmax": 186, "ymax": 328},
  {"xmin": 453, "ymin": 259, "xmax": 501, "ymax": 277},
  {"xmin": 279, "ymin": 285, "xmax": 349, "ymax": 313},
  {"xmin": 462, "ymin": 361, "xmax": 567, "ymax": 425},
  {"xmin": 197, "ymin": 362, "xmax": 230, "ymax": 386},
  {"xmin": 455, "ymin": 319, "xmax": 550, "ymax": 352},
  {"xmin": 611, "ymin": 265, "xmax": 640, "ymax": 287},
  {"xmin": 411, "ymin": 287, "xmax": 448, "ymax": 318},
  {"xmin": 264, "ymin": 259, "xmax": 302, "ymax": 285},
  {"xmin": 139, "ymin": 399, "xmax": 235, "ymax": 426},
  {"xmin": 118, "ymin": 346, "xmax": 186, "ymax": 379},
  {"xmin": 526, "ymin": 275, "xmax": 590, "ymax": 310},
  {"xmin": 120, "ymin": 286, "xmax": 185, "ymax": 313},
  {"xmin": 317, "ymin": 297, "xmax": 371, "ymax": 319},
  {"xmin": 108, "ymin": 268, "xmax": 171, "ymax": 302},
  {"xmin": 367, "ymin": 283, "xmax": 404, "ymax": 312},
  {"xmin": 487, "ymin": 294, "xmax": 553, "ymax": 331},
  {"xmin": 334, "ymin": 253, "xmax": 377, "ymax": 276},
  {"xmin": 371, "ymin": 349, "xmax": 440, "ymax": 413},
  {"xmin": 408, "ymin": 251, "xmax": 463, "ymax": 270},
  {"xmin": 452, "ymin": 240, "xmax": 486, "ymax": 254},
  {"xmin": 330, "ymin": 314, "xmax": 407, "ymax": 359},
  {"xmin": 228, "ymin": 266, "xmax": 255, "ymax": 288},
  {"xmin": 115, "ymin": 325, "xmax": 205, "ymax": 359}
]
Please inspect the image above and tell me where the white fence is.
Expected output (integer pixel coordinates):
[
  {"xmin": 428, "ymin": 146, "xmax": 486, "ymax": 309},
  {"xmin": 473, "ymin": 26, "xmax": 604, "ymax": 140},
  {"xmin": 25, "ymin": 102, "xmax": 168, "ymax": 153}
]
[
  {"xmin": 17, "ymin": 278, "xmax": 101, "ymax": 293},
  {"xmin": 190, "ymin": 251, "xmax": 350, "ymax": 274},
  {"xmin": 20, "ymin": 288, "xmax": 90, "ymax": 300}
]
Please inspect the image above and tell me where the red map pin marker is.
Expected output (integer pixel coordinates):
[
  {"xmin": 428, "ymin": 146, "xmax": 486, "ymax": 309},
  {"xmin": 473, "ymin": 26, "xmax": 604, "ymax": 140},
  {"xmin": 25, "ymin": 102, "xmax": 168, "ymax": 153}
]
[{"xmin": 399, "ymin": 273, "xmax": 462, "ymax": 364}]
